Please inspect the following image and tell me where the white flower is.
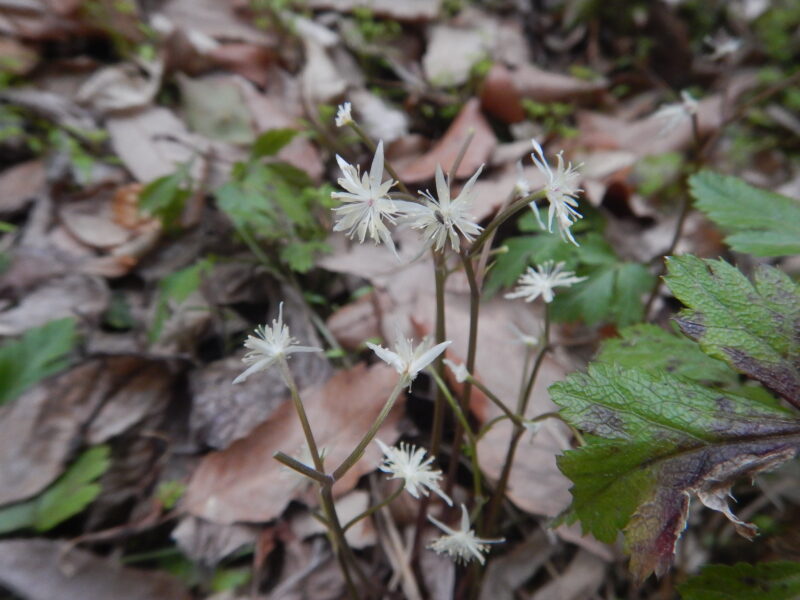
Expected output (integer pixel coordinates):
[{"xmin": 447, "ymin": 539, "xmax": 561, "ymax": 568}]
[
  {"xmin": 530, "ymin": 140, "xmax": 583, "ymax": 246},
  {"xmin": 332, "ymin": 141, "xmax": 412, "ymax": 254},
  {"xmin": 505, "ymin": 261, "xmax": 586, "ymax": 304},
  {"xmin": 513, "ymin": 160, "xmax": 531, "ymax": 199},
  {"xmin": 705, "ymin": 34, "xmax": 741, "ymax": 61},
  {"xmin": 428, "ymin": 504, "xmax": 503, "ymax": 565},
  {"xmin": 443, "ymin": 359, "xmax": 469, "ymax": 383},
  {"xmin": 335, "ymin": 101, "xmax": 353, "ymax": 127},
  {"xmin": 375, "ymin": 439, "xmax": 452, "ymax": 505},
  {"xmin": 406, "ymin": 164, "xmax": 483, "ymax": 252},
  {"xmin": 233, "ymin": 303, "xmax": 322, "ymax": 384},
  {"xmin": 367, "ymin": 335, "xmax": 451, "ymax": 384},
  {"xmin": 652, "ymin": 90, "xmax": 698, "ymax": 137}
]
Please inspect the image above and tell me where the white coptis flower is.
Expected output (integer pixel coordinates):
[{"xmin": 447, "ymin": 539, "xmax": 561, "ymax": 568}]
[
  {"xmin": 335, "ymin": 101, "xmax": 353, "ymax": 127},
  {"xmin": 406, "ymin": 164, "xmax": 484, "ymax": 252},
  {"xmin": 513, "ymin": 160, "xmax": 531, "ymax": 199},
  {"xmin": 652, "ymin": 90, "xmax": 699, "ymax": 137},
  {"xmin": 427, "ymin": 504, "xmax": 503, "ymax": 565},
  {"xmin": 367, "ymin": 335, "xmax": 451, "ymax": 384},
  {"xmin": 375, "ymin": 439, "xmax": 452, "ymax": 505},
  {"xmin": 332, "ymin": 141, "xmax": 412, "ymax": 255},
  {"xmin": 443, "ymin": 359, "xmax": 469, "ymax": 383},
  {"xmin": 530, "ymin": 140, "xmax": 583, "ymax": 246},
  {"xmin": 505, "ymin": 261, "xmax": 586, "ymax": 304},
  {"xmin": 233, "ymin": 303, "xmax": 322, "ymax": 384},
  {"xmin": 705, "ymin": 34, "xmax": 742, "ymax": 61}
]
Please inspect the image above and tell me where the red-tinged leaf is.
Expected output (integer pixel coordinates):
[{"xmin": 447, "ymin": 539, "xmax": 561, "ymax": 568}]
[
  {"xmin": 550, "ymin": 364, "xmax": 800, "ymax": 583},
  {"xmin": 664, "ymin": 256, "xmax": 800, "ymax": 406}
]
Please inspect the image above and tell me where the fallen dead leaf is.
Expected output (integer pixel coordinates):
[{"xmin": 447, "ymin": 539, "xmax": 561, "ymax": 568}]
[
  {"xmin": 0, "ymin": 356, "xmax": 173, "ymax": 506},
  {"xmin": 60, "ymin": 194, "xmax": 135, "ymax": 249},
  {"xmin": 513, "ymin": 63, "xmax": 607, "ymax": 104},
  {"xmin": 480, "ymin": 64, "xmax": 526, "ymax": 124},
  {"xmin": 0, "ymin": 159, "xmax": 46, "ymax": 214},
  {"xmin": 530, "ymin": 549, "xmax": 607, "ymax": 600},
  {"xmin": 398, "ymin": 98, "xmax": 497, "ymax": 183},
  {"xmin": 479, "ymin": 529, "xmax": 556, "ymax": 600},
  {"xmin": 208, "ymin": 43, "xmax": 275, "ymax": 87},
  {"xmin": 158, "ymin": 0, "xmax": 277, "ymax": 47},
  {"xmin": 177, "ymin": 73, "xmax": 254, "ymax": 144},
  {"xmin": 106, "ymin": 106, "xmax": 208, "ymax": 183},
  {"xmin": 0, "ymin": 273, "xmax": 109, "ymax": 335},
  {"xmin": 423, "ymin": 25, "xmax": 491, "ymax": 88},
  {"xmin": 184, "ymin": 363, "xmax": 404, "ymax": 524},
  {"xmin": 350, "ymin": 88, "xmax": 409, "ymax": 144},
  {"xmin": 0, "ymin": 37, "xmax": 38, "ymax": 74},
  {"xmin": 0, "ymin": 539, "xmax": 189, "ymax": 600},
  {"xmin": 172, "ymin": 516, "xmax": 259, "ymax": 565},
  {"xmin": 75, "ymin": 58, "xmax": 163, "ymax": 114},
  {"xmin": 301, "ymin": 38, "xmax": 347, "ymax": 104}
]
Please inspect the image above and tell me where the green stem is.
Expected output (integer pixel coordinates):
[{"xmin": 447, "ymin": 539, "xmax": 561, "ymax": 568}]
[
  {"xmin": 280, "ymin": 360, "xmax": 325, "ymax": 473},
  {"xmin": 332, "ymin": 380, "xmax": 406, "ymax": 481},
  {"xmin": 273, "ymin": 451, "xmax": 328, "ymax": 485},
  {"xmin": 446, "ymin": 253, "xmax": 481, "ymax": 494},
  {"xmin": 429, "ymin": 369, "xmax": 483, "ymax": 500},
  {"xmin": 343, "ymin": 485, "xmax": 404, "ymax": 533}
]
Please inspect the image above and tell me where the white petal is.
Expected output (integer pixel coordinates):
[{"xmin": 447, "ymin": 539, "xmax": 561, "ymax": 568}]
[
  {"xmin": 370, "ymin": 140, "xmax": 385, "ymax": 191},
  {"xmin": 434, "ymin": 164, "xmax": 449, "ymax": 207},
  {"xmin": 409, "ymin": 340, "xmax": 452, "ymax": 376},
  {"xmin": 367, "ymin": 342, "xmax": 405, "ymax": 374}
]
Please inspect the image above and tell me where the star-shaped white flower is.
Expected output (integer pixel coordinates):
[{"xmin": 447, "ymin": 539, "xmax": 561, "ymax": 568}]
[
  {"xmin": 367, "ymin": 335, "xmax": 451, "ymax": 385},
  {"xmin": 375, "ymin": 439, "xmax": 452, "ymax": 505},
  {"xmin": 233, "ymin": 303, "xmax": 322, "ymax": 384},
  {"xmin": 332, "ymin": 141, "xmax": 412, "ymax": 255},
  {"xmin": 530, "ymin": 140, "xmax": 583, "ymax": 246},
  {"xmin": 652, "ymin": 90, "xmax": 698, "ymax": 137},
  {"xmin": 427, "ymin": 504, "xmax": 503, "ymax": 565},
  {"xmin": 505, "ymin": 261, "xmax": 586, "ymax": 304},
  {"xmin": 335, "ymin": 101, "xmax": 353, "ymax": 127},
  {"xmin": 406, "ymin": 164, "xmax": 484, "ymax": 252}
]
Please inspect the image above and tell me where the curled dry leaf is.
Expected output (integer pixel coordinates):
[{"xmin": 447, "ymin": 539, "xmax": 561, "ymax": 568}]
[
  {"xmin": 184, "ymin": 363, "xmax": 404, "ymax": 524},
  {"xmin": 398, "ymin": 98, "xmax": 497, "ymax": 184},
  {"xmin": 0, "ymin": 539, "xmax": 189, "ymax": 600},
  {"xmin": 76, "ymin": 58, "xmax": 164, "ymax": 114},
  {"xmin": 172, "ymin": 515, "xmax": 259, "ymax": 565}
]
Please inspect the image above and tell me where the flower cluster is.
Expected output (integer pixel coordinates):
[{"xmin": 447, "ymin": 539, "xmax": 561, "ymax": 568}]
[
  {"xmin": 505, "ymin": 261, "xmax": 586, "ymax": 304},
  {"xmin": 367, "ymin": 334, "xmax": 451, "ymax": 385},
  {"xmin": 428, "ymin": 504, "xmax": 503, "ymax": 565},
  {"xmin": 233, "ymin": 303, "xmax": 321, "ymax": 384},
  {"xmin": 376, "ymin": 439, "xmax": 451, "ymax": 505}
]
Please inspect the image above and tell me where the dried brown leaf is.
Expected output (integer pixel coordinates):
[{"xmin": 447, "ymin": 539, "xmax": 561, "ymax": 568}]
[
  {"xmin": 0, "ymin": 539, "xmax": 189, "ymax": 600},
  {"xmin": 398, "ymin": 98, "xmax": 497, "ymax": 184},
  {"xmin": 184, "ymin": 363, "xmax": 404, "ymax": 524}
]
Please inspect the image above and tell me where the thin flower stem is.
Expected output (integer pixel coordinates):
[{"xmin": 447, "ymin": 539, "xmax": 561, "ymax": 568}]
[
  {"xmin": 476, "ymin": 190, "xmax": 516, "ymax": 286},
  {"xmin": 477, "ymin": 415, "xmax": 511, "ymax": 439},
  {"xmin": 447, "ymin": 130, "xmax": 476, "ymax": 188},
  {"xmin": 429, "ymin": 368, "xmax": 483, "ymax": 500},
  {"xmin": 468, "ymin": 378, "xmax": 524, "ymax": 428},
  {"xmin": 279, "ymin": 360, "xmax": 325, "ymax": 473},
  {"xmin": 446, "ymin": 252, "xmax": 481, "ymax": 494},
  {"xmin": 279, "ymin": 362, "xmax": 365, "ymax": 599},
  {"xmin": 468, "ymin": 192, "xmax": 546, "ymax": 257},
  {"xmin": 348, "ymin": 121, "xmax": 412, "ymax": 196},
  {"xmin": 332, "ymin": 380, "xmax": 406, "ymax": 481},
  {"xmin": 343, "ymin": 485, "xmax": 404, "ymax": 533},
  {"xmin": 273, "ymin": 451, "xmax": 329, "ymax": 485},
  {"xmin": 482, "ymin": 305, "xmax": 551, "ymax": 537}
]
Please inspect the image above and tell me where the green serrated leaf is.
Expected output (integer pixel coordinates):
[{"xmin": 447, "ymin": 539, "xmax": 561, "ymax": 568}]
[
  {"xmin": 34, "ymin": 445, "xmax": 110, "ymax": 531},
  {"xmin": 596, "ymin": 324, "xmax": 737, "ymax": 384},
  {"xmin": 664, "ymin": 256, "xmax": 800, "ymax": 405},
  {"xmin": 0, "ymin": 318, "xmax": 76, "ymax": 405},
  {"xmin": 678, "ymin": 561, "xmax": 800, "ymax": 600},
  {"xmin": 689, "ymin": 170, "xmax": 800, "ymax": 256},
  {"xmin": 550, "ymin": 364, "xmax": 800, "ymax": 583},
  {"xmin": 251, "ymin": 128, "xmax": 298, "ymax": 159}
]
